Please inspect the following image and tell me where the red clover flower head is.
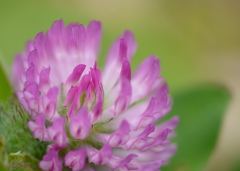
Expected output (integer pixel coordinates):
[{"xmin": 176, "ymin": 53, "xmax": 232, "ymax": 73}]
[{"xmin": 12, "ymin": 20, "xmax": 179, "ymax": 171}]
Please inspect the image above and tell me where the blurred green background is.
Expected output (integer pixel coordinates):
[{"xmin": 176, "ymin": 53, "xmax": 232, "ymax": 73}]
[{"xmin": 0, "ymin": 0, "xmax": 240, "ymax": 170}]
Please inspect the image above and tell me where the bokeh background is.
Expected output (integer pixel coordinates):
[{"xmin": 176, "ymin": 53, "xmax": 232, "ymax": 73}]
[{"xmin": 0, "ymin": 0, "xmax": 240, "ymax": 170}]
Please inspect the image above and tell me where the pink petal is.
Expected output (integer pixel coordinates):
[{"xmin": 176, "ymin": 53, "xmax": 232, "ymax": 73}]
[
  {"xmin": 90, "ymin": 96, "xmax": 103, "ymax": 124},
  {"xmin": 109, "ymin": 120, "xmax": 130, "ymax": 147},
  {"xmin": 88, "ymin": 144, "xmax": 112, "ymax": 165},
  {"xmin": 47, "ymin": 144, "xmax": 68, "ymax": 152},
  {"xmin": 25, "ymin": 65, "xmax": 36, "ymax": 83},
  {"xmin": 131, "ymin": 55, "xmax": 161, "ymax": 103},
  {"xmin": 68, "ymin": 24, "xmax": 86, "ymax": 51},
  {"xmin": 102, "ymin": 31, "xmax": 137, "ymax": 95},
  {"xmin": 46, "ymin": 19, "xmax": 67, "ymax": 50},
  {"xmin": 108, "ymin": 154, "xmax": 138, "ymax": 170},
  {"xmin": 151, "ymin": 116, "xmax": 179, "ymax": 138},
  {"xmin": 28, "ymin": 49, "xmax": 39, "ymax": 71},
  {"xmin": 47, "ymin": 117, "xmax": 68, "ymax": 145},
  {"xmin": 39, "ymin": 150, "xmax": 62, "ymax": 171},
  {"xmin": 70, "ymin": 107, "xmax": 91, "ymax": 139},
  {"xmin": 64, "ymin": 86, "xmax": 79, "ymax": 107},
  {"xmin": 66, "ymin": 64, "xmax": 86, "ymax": 86},
  {"xmin": 65, "ymin": 148, "xmax": 86, "ymax": 171},
  {"xmin": 85, "ymin": 20, "xmax": 102, "ymax": 66},
  {"xmin": 114, "ymin": 78, "xmax": 131, "ymax": 116},
  {"xmin": 137, "ymin": 160, "xmax": 162, "ymax": 171},
  {"xmin": 39, "ymin": 66, "xmax": 51, "ymax": 93},
  {"xmin": 34, "ymin": 32, "xmax": 46, "ymax": 58},
  {"xmin": 25, "ymin": 82, "xmax": 40, "ymax": 98}
]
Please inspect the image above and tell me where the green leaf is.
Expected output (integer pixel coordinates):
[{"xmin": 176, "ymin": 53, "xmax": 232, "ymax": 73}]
[
  {"xmin": 8, "ymin": 152, "xmax": 41, "ymax": 171},
  {"xmin": 160, "ymin": 85, "xmax": 230, "ymax": 171}
]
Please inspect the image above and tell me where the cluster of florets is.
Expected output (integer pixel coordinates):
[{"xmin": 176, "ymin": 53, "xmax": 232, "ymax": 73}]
[{"xmin": 12, "ymin": 20, "xmax": 178, "ymax": 171}]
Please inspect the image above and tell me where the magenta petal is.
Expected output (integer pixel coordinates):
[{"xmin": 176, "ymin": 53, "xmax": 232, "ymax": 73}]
[
  {"xmin": 153, "ymin": 116, "xmax": 179, "ymax": 138},
  {"xmin": 39, "ymin": 150, "xmax": 62, "ymax": 171},
  {"xmin": 28, "ymin": 99, "xmax": 38, "ymax": 112},
  {"xmin": 68, "ymin": 24, "xmax": 86, "ymax": 50},
  {"xmin": 85, "ymin": 20, "xmax": 102, "ymax": 65},
  {"xmin": 138, "ymin": 124, "xmax": 155, "ymax": 138},
  {"xmin": 90, "ymin": 95, "xmax": 103, "ymax": 124},
  {"xmin": 25, "ymin": 65, "xmax": 36, "ymax": 83},
  {"xmin": 106, "ymin": 30, "xmax": 137, "ymax": 64},
  {"xmin": 86, "ymin": 20, "xmax": 102, "ymax": 50},
  {"xmin": 45, "ymin": 102, "xmax": 57, "ymax": 120},
  {"xmin": 120, "ymin": 58, "xmax": 131, "ymax": 81},
  {"xmin": 102, "ymin": 30, "xmax": 137, "ymax": 95},
  {"xmin": 47, "ymin": 144, "xmax": 68, "ymax": 152},
  {"xmin": 46, "ymin": 87, "xmax": 59, "ymax": 101},
  {"xmin": 20, "ymin": 97, "xmax": 31, "ymax": 114},
  {"xmin": 46, "ymin": 19, "xmax": 66, "ymax": 48},
  {"xmin": 90, "ymin": 66, "xmax": 102, "ymax": 90},
  {"xmin": 65, "ymin": 148, "xmax": 86, "ymax": 171},
  {"xmin": 108, "ymin": 154, "xmax": 138, "ymax": 170},
  {"xmin": 64, "ymin": 86, "xmax": 79, "ymax": 107},
  {"xmin": 28, "ymin": 49, "xmax": 39, "ymax": 70},
  {"xmin": 119, "ymin": 39, "xmax": 127, "ymax": 60},
  {"xmin": 88, "ymin": 144, "xmax": 112, "ymax": 165},
  {"xmin": 131, "ymin": 55, "xmax": 161, "ymax": 103},
  {"xmin": 34, "ymin": 32, "xmax": 46, "ymax": 57},
  {"xmin": 48, "ymin": 117, "xmax": 68, "ymax": 145},
  {"xmin": 139, "ymin": 160, "xmax": 162, "ymax": 171},
  {"xmin": 114, "ymin": 78, "xmax": 132, "ymax": 116},
  {"xmin": 42, "ymin": 87, "xmax": 60, "ymax": 121},
  {"xmin": 70, "ymin": 107, "xmax": 91, "ymax": 139},
  {"xmin": 48, "ymin": 20, "xmax": 65, "ymax": 38},
  {"xmin": 90, "ymin": 97, "xmax": 103, "ymax": 124},
  {"xmin": 66, "ymin": 64, "xmax": 86, "ymax": 86},
  {"xmin": 108, "ymin": 120, "xmax": 130, "ymax": 147},
  {"xmin": 114, "ymin": 58, "xmax": 132, "ymax": 116},
  {"xmin": 25, "ymin": 82, "xmax": 39, "ymax": 98},
  {"xmin": 78, "ymin": 74, "xmax": 91, "ymax": 91},
  {"xmin": 89, "ymin": 79, "xmax": 104, "ymax": 122},
  {"xmin": 39, "ymin": 66, "xmax": 51, "ymax": 92},
  {"xmin": 28, "ymin": 114, "xmax": 49, "ymax": 141},
  {"xmin": 143, "ymin": 97, "xmax": 159, "ymax": 115}
]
